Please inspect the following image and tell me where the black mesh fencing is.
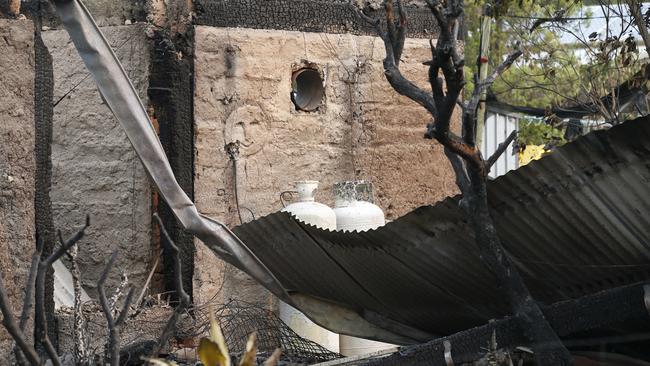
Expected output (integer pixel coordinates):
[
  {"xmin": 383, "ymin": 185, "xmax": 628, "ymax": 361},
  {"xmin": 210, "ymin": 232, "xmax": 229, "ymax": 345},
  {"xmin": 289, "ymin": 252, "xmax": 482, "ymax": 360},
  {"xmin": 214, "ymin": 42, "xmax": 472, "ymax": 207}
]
[{"xmin": 214, "ymin": 300, "xmax": 342, "ymax": 364}]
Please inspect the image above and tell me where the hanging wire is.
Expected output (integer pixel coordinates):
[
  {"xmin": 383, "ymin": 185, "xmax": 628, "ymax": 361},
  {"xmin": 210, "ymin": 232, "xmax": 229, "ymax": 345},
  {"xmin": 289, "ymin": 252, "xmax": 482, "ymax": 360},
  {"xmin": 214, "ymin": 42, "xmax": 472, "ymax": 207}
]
[
  {"xmin": 225, "ymin": 143, "xmax": 257, "ymax": 224},
  {"xmin": 225, "ymin": 142, "xmax": 245, "ymax": 225},
  {"xmin": 279, "ymin": 191, "xmax": 298, "ymax": 208},
  {"xmin": 500, "ymin": 13, "xmax": 631, "ymax": 21}
]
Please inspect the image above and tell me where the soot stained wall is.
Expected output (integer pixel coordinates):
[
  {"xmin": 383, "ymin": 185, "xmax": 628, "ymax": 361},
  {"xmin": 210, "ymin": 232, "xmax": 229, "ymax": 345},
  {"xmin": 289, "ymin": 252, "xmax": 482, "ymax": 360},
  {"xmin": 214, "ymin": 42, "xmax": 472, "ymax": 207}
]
[
  {"xmin": 149, "ymin": 29, "xmax": 196, "ymax": 300},
  {"xmin": 43, "ymin": 25, "xmax": 153, "ymax": 296},
  {"xmin": 21, "ymin": 0, "xmax": 146, "ymax": 27},
  {"xmin": 0, "ymin": 18, "xmax": 36, "ymax": 357}
]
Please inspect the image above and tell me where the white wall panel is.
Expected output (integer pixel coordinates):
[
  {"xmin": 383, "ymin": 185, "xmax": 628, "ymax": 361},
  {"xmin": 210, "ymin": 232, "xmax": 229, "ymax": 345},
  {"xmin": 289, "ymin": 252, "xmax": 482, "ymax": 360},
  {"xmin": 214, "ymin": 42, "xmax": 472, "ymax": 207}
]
[{"xmin": 483, "ymin": 110, "xmax": 519, "ymax": 178}]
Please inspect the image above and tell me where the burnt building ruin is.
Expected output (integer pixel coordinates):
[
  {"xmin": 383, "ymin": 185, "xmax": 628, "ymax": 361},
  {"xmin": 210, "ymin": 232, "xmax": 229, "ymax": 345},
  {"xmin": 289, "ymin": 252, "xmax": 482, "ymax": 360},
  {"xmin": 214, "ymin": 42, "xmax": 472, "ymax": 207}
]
[
  {"xmin": 4, "ymin": 1, "xmax": 650, "ymax": 365},
  {"xmin": 0, "ymin": 0, "xmax": 459, "ymax": 356}
]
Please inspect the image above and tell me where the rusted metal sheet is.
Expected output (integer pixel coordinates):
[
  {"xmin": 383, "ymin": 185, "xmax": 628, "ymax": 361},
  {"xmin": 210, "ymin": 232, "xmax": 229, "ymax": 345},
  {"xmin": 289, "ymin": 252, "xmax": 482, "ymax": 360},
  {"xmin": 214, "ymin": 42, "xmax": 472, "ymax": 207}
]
[{"xmin": 234, "ymin": 116, "xmax": 650, "ymax": 342}]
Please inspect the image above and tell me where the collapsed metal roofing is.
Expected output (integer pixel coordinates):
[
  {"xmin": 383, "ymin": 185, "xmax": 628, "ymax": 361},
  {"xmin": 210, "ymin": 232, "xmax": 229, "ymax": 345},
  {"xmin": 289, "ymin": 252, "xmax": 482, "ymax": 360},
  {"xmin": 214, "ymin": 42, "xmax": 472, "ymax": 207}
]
[{"xmin": 233, "ymin": 115, "xmax": 650, "ymax": 343}]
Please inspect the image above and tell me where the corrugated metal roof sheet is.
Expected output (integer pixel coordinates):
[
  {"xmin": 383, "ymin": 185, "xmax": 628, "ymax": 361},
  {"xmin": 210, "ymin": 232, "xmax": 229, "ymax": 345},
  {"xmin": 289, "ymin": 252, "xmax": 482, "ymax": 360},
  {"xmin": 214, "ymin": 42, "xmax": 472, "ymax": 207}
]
[{"xmin": 232, "ymin": 116, "xmax": 650, "ymax": 343}]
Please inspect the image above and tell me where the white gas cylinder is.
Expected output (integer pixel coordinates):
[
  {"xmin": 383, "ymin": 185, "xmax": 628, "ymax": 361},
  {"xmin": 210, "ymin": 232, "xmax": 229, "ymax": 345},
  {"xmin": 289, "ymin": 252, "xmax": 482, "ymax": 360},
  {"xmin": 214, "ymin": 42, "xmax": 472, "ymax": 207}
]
[
  {"xmin": 282, "ymin": 180, "xmax": 337, "ymax": 230},
  {"xmin": 332, "ymin": 180, "xmax": 385, "ymax": 232},
  {"xmin": 333, "ymin": 181, "xmax": 393, "ymax": 356},
  {"xmin": 279, "ymin": 181, "xmax": 339, "ymax": 352}
]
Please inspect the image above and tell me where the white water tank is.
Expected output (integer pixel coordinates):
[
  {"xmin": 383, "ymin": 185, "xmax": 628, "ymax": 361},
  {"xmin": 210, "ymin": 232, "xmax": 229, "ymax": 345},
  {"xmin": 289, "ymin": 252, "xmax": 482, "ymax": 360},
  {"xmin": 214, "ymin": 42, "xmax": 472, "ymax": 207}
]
[
  {"xmin": 280, "ymin": 181, "xmax": 339, "ymax": 352},
  {"xmin": 333, "ymin": 181, "xmax": 394, "ymax": 356}
]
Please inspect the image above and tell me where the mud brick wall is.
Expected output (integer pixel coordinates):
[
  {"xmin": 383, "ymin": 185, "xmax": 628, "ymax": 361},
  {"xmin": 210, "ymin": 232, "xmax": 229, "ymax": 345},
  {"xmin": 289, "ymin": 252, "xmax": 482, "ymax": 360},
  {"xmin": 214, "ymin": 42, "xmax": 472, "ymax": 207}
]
[
  {"xmin": 21, "ymin": 0, "xmax": 146, "ymax": 27},
  {"xmin": 192, "ymin": 26, "xmax": 459, "ymax": 307},
  {"xmin": 42, "ymin": 25, "xmax": 153, "ymax": 297},
  {"xmin": 0, "ymin": 18, "xmax": 36, "ymax": 357}
]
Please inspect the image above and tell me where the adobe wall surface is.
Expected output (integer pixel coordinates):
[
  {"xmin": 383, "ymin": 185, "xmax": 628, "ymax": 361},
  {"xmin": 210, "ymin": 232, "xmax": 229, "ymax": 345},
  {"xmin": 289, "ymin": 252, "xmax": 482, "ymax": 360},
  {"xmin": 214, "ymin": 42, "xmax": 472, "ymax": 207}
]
[
  {"xmin": 65, "ymin": 0, "xmax": 145, "ymax": 26},
  {"xmin": 193, "ymin": 26, "xmax": 458, "ymax": 306},
  {"xmin": 56, "ymin": 305, "xmax": 172, "ymax": 360},
  {"xmin": 19, "ymin": 0, "xmax": 146, "ymax": 27},
  {"xmin": 0, "ymin": 18, "xmax": 35, "ymax": 356},
  {"xmin": 42, "ymin": 25, "xmax": 154, "ymax": 297}
]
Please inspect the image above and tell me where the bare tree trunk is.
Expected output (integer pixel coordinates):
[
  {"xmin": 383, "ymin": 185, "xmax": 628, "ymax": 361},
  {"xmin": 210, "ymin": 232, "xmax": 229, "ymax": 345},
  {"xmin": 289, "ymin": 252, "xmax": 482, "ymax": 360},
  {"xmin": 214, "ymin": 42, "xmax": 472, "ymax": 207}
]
[
  {"xmin": 465, "ymin": 165, "xmax": 571, "ymax": 364},
  {"xmin": 356, "ymin": 1, "xmax": 572, "ymax": 364}
]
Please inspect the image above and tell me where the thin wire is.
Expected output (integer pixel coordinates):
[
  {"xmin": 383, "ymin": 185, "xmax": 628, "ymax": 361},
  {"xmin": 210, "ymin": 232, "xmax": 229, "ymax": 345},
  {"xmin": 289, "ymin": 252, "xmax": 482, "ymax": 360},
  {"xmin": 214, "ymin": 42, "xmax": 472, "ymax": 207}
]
[
  {"xmin": 501, "ymin": 13, "xmax": 630, "ymax": 21},
  {"xmin": 319, "ymin": 33, "xmax": 351, "ymax": 76},
  {"xmin": 53, "ymin": 33, "xmax": 138, "ymax": 108},
  {"xmin": 279, "ymin": 191, "xmax": 297, "ymax": 208},
  {"xmin": 240, "ymin": 206, "xmax": 256, "ymax": 221},
  {"xmin": 232, "ymin": 158, "xmax": 244, "ymax": 225},
  {"xmin": 512, "ymin": 258, "xmax": 650, "ymax": 268}
]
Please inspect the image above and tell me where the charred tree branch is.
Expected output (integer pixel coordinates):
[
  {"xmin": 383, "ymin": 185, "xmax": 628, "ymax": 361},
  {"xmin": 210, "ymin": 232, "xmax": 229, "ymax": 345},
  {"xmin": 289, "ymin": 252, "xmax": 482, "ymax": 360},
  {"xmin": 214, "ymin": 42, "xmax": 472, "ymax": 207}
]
[
  {"xmin": 13, "ymin": 238, "xmax": 44, "ymax": 365},
  {"xmin": 444, "ymin": 147, "xmax": 470, "ymax": 197},
  {"xmin": 98, "ymin": 251, "xmax": 134, "ymax": 366},
  {"xmin": 0, "ymin": 269, "xmax": 41, "ymax": 365},
  {"xmin": 385, "ymin": 0, "xmax": 407, "ymax": 66},
  {"xmin": 467, "ymin": 51, "xmax": 523, "ymax": 114},
  {"xmin": 35, "ymin": 215, "xmax": 90, "ymax": 366},
  {"xmin": 356, "ymin": 2, "xmax": 439, "ymax": 117},
  {"xmin": 151, "ymin": 213, "xmax": 191, "ymax": 357},
  {"xmin": 383, "ymin": 61, "xmax": 439, "ymax": 116},
  {"xmin": 486, "ymin": 130, "xmax": 518, "ymax": 169}
]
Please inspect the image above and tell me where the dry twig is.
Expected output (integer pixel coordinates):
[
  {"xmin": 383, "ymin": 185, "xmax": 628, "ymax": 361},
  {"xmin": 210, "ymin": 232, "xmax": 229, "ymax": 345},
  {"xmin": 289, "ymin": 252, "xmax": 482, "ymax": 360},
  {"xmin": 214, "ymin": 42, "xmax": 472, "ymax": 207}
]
[
  {"xmin": 13, "ymin": 238, "xmax": 44, "ymax": 365},
  {"xmin": 0, "ymin": 270, "xmax": 41, "ymax": 365},
  {"xmin": 35, "ymin": 215, "xmax": 90, "ymax": 366},
  {"xmin": 98, "ymin": 251, "xmax": 135, "ymax": 366},
  {"xmin": 150, "ymin": 213, "xmax": 191, "ymax": 357}
]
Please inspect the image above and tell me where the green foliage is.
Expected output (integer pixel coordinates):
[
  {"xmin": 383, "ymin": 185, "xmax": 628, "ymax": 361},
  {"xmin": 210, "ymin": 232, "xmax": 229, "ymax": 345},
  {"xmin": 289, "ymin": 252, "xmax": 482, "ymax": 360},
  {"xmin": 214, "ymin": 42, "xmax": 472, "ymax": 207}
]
[
  {"xmin": 465, "ymin": 0, "xmax": 579, "ymax": 103},
  {"xmin": 464, "ymin": 0, "xmax": 645, "ymax": 121},
  {"xmin": 518, "ymin": 118, "xmax": 566, "ymax": 146}
]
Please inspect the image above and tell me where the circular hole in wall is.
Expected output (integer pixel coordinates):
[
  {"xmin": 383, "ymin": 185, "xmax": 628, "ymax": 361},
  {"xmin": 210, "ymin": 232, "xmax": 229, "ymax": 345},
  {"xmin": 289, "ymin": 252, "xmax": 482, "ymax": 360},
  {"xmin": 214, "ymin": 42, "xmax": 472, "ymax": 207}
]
[{"xmin": 291, "ymin": 68, "xmax": 324, "ymax": 112}]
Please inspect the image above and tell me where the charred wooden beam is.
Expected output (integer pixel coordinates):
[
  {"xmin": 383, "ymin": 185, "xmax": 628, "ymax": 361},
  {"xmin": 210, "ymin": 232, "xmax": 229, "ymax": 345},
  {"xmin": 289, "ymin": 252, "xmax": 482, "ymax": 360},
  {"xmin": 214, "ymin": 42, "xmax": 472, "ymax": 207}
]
[
  {"xmin": 363, "ymin": 282, "xmax": 650, "ymax": 366},
  {"xmin": 194, "ymin": 0, "xmax": 442, "ymax": 39},
  {"xmin": 148, "ymin": 28, "xmax": 196, "ymax": 302}
]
